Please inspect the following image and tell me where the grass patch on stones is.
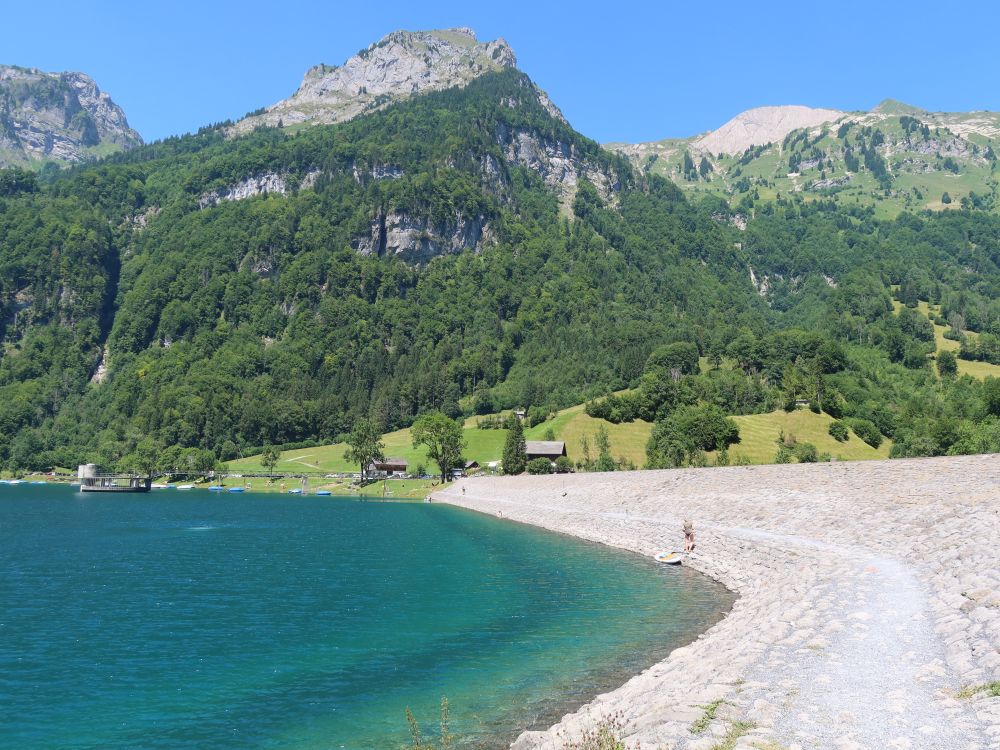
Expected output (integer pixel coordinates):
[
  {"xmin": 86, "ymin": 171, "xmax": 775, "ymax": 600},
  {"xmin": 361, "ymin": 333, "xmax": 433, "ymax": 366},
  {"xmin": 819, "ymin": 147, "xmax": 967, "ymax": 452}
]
[
  {"xmin": 689, "ymin": 698, "xmax": 724, "ymax": 734},
  {"xmin": 708, "ymin": 720, "xmax": 756, "ymax": 750},
  {"xmin": 561, "ymin": 715, "xmax": 628, "ymax": 749},
  {"xmin": 956, "ymin": 681, "xmax": 1000, "ymax": 699}
]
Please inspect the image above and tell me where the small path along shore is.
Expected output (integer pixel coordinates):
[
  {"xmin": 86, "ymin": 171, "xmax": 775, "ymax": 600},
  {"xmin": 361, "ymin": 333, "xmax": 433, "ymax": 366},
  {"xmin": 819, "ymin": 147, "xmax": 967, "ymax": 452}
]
[{"xmin": 434, "ymin": 455, "xmax": 1000, "ymax": 750}]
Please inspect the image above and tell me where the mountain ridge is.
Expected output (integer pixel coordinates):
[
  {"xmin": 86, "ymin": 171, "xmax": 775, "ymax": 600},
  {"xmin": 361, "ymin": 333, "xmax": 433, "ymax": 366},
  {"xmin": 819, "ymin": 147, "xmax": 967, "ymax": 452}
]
[
  {"xmin": 693, "ymin": 104, "xmax": 847, "ymax": 155},
  {"xmin": 2, "ymin": 28, "xmax": 1000, "ymax": 479},
  {"xmin": 232, "ymin": 27, "xmax": 564, "ymax": 135},
  {"xmin": 609, "ymin": 99, "xmax": 1000, "ymax": 215},
  {"xmin": 0, "ymin": 64, "xmax": 141, "ymax": 167}
]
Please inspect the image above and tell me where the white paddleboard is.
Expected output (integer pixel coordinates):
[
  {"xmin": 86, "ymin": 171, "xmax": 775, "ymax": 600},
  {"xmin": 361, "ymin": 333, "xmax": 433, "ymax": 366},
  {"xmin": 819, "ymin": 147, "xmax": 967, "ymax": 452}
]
[{"xmin": 655, "ymin": 551, "xmax": 684, "ymax": 565}]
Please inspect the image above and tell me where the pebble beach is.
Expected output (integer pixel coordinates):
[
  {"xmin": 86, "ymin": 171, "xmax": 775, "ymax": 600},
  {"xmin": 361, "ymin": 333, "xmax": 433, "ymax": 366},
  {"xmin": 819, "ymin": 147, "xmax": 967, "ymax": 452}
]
[{"xmin": 434, "ymin": 454, "xmax": 1000, "ymax": 749}]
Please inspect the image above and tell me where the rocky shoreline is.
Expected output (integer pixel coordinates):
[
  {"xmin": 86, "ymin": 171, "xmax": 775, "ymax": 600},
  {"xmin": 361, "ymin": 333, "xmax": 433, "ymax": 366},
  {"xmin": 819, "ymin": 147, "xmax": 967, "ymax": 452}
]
[{"xmin": 434, "ymin": 455, "xmax": 1000, "ymax": 749}]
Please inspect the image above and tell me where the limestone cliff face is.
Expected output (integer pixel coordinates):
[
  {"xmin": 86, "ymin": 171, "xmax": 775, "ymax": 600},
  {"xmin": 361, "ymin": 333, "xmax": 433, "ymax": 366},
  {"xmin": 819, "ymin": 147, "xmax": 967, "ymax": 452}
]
[
  {"xmin": 0, "ymin": 65, "xmax": 141, "ymax": 166},
  {"xmin": 495, "ymin": 123, "xmax": 623, "ymax": 208},
  {"xmin": 351, "ymin": 209, "xmax": 492, "ymax": 264},
  {"xmin": 233, "ymin": 27, "xmax": 564, "ymax": 133}
]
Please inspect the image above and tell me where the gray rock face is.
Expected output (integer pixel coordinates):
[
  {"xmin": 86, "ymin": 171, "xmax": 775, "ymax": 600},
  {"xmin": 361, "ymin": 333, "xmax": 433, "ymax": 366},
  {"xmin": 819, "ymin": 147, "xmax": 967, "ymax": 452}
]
[
  {"xmin": 197, "ymin": 169, "xmax": 322, "ymax": 208},
  {"xmin": 496, "ymin": 123, "xmax": 622, "ymax": 209},
  {"xmin": 233, "ymin": 28, "xmax": 562, "ymax": 133},
  {"xmin": 352, "ymin": 209, "xmax": 492, "ymax": 264},
  {"xmin": 198, "ymin": 172, "xmax": 288, "ymax": 208},
  {"xmin": 0, "ymin": 64, "xmax": 141, "ymax": 167}
]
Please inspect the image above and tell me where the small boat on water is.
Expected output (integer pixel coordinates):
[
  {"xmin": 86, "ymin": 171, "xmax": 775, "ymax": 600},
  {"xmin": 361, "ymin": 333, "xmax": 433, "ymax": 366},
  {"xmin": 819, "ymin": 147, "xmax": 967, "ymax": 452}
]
[
  {"xmin": 655, "ymin": 551, "xmax": 684, "ymax": 565},
  {"xmin": 316, "ymin": 490, "xmax": 332, "ymax": 496},
  {"xmin": 150, "ymin": 483, "xmax": 169, "ymax": 489},
  {"xmin": 8, "ymin": 480, "xmax": 23, "ymax": 485},
  {"xmin": 208, "ymin": 486, "xmax": 224, "ymax": 492},
  {"xmin": 227, "ymin": 487, "xmax": 245, "ymax": 493},
  {"xmin": 176, "ymin": 484, "xmax": 194, "ymax": 490},
  {"xmin": 287, "ymin": 488, "xmax": 302, "ymax": 495}
]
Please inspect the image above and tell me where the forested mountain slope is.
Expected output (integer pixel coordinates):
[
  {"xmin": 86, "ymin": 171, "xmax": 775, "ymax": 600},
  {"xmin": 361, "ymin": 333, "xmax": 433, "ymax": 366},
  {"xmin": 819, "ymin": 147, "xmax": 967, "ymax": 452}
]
[{"xmin": 2, "ymin": 68, "xmax": 1000, "ymax": 472}]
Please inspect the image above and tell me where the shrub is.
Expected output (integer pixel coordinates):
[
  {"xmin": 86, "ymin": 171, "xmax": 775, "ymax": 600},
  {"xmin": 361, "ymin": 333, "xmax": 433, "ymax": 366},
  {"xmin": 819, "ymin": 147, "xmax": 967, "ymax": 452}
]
[
  {"xmin": 821, "ymin": 391, "xmax": 846, "ymax": 419},
  {"xmin": 526, "ymin": 457, "xmax": 553, "ymax": 474},
  {"xmin": 554, "ymin": 455, "xmax": 573, "ymax": 473},
  {"xmin": 828, "ymin": 421, "xmax": 850, "ymax": 442},
  {"xmin": 561, "ymin": 716, "xmax": 628, "ymax": 750},
  {"xmin": 848, "ymin": 418, "xmax": 883, "ymax": 448},
  {"xmin": 937, "ymin": 350, "xmax": 958, "ymax": 378},
  {"xmin": 794, "ymin": 442, "xmax": 818, "ymax": 462},
  {"xmin": 526, "ymin": 406, "xmax": 549, "ymax": 428}
]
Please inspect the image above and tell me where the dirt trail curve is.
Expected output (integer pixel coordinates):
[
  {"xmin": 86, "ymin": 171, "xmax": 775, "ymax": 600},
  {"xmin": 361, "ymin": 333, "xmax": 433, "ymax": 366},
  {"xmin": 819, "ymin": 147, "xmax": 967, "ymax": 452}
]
[{"xmin": 434, "ymin": 455, "xmax": 1000, "ymax": 750}]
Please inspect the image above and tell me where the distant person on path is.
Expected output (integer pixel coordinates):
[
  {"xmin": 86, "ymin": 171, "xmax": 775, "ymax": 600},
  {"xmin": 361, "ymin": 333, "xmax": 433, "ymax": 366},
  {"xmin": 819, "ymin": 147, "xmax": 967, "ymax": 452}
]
[{"xmin": 683, "ymin": 520, "xmax": 695, "ymax": 552}]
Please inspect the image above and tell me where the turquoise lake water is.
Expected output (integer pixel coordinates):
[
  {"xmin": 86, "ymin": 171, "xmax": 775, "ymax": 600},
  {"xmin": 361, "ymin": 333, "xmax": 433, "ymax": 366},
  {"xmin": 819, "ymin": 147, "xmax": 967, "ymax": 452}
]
[{"xmin": 0, "ymin": 485, "xmax": 733, "ymax": 749}]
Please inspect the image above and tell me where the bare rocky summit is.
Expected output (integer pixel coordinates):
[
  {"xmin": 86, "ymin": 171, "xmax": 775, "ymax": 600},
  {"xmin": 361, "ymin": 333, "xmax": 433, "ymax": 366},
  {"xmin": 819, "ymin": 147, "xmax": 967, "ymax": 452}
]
[
  {"xmin": 233, "ymin": 27, "xmax": 563, "ymax": 134},
  {"xmin": 695, "ymin": 104, "xmax": 846, "ymax": 155},
  {"xmin": 0, "ymin": 65, "xmax": 141, "ymax": 167}
]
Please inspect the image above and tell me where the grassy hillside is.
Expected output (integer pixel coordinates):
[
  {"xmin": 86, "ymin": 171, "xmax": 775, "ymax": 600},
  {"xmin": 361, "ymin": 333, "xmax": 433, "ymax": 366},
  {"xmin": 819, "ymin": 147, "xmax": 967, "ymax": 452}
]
[
  {"xmin": 712, "ymin": 410, "xmax": 891, "ymax": 464},
  {"xmin": 228, "ymin": 408, "xmax": 652, "ymax": 475},
  {"xmin": 523, "ymin": 404, "xmax": 652, "ymax": 466},
  {"xmin": 229, "ymin": 415, "xmax": 509, "ymax": 475},
  {"xmin": 231, "ymin": 400, "xmax": 893, "ymax": 476},
  {"xmin": 892, "ymin": 300, "xmax": 1000, "ymax": 379}
]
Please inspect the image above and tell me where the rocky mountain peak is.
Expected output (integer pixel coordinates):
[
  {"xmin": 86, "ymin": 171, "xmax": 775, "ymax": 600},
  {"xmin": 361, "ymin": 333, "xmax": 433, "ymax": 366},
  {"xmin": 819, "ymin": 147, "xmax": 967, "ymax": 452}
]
[
  {"xmin": 0, "ymin": 64, "xmax": 141, "ymax": 167},
  {"xmin": 232, "ymin": 28, "xmax": 531, "ymax": 134},
  {"xmin": 695, "ymin": 104, "xmax": 845, "ymax": 155}
]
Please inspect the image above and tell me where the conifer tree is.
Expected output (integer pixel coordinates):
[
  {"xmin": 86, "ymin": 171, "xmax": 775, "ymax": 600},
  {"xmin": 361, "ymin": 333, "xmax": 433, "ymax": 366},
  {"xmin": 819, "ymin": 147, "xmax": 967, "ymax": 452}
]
[{"xmin": 502, "ymin": 417, "xmax": 527, "ymax": 475}]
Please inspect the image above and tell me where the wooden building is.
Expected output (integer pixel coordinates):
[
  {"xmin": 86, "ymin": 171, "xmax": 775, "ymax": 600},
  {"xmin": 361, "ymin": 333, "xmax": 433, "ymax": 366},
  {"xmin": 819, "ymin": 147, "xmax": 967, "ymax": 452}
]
[
  {"xmin": 369, "ymin": 458, "xmax": 408, "ymax": 477},
  {"xmin": 525, "ymin": 441, "xmax": 567, "ymax": 461}
]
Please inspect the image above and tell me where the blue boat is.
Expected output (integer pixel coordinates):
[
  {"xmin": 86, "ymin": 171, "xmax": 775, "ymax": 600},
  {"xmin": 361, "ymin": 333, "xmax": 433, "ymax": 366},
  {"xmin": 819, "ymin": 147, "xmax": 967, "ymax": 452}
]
[
  {"xmin": 316, "ymin": 490, "xmax": 332, "ymax": 496},
  {"xmin": 208, "ymin": 486, "xmax": 224, "ymax": 492},
  {"xmin": 287, "ymin": 488, "xmax": 302, "ymax": 495},
  {"xmin": 227, "ymin": 487, "xmax": 245, "ymax": 493}
]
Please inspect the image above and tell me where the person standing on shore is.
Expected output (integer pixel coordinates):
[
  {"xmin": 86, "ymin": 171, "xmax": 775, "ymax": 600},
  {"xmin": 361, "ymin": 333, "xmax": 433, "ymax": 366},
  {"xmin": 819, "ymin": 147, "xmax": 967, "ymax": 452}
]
[{"xmin": 683, "ymin": 519, "xmax": 695, "ymax": 552}]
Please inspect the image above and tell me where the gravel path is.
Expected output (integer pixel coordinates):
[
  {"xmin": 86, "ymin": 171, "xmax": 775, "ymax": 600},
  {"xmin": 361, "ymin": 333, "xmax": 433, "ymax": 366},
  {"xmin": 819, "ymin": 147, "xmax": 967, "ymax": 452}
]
[{"xmin": 433, "ymin": 455, "xmax": 1000, "ymax": 750}]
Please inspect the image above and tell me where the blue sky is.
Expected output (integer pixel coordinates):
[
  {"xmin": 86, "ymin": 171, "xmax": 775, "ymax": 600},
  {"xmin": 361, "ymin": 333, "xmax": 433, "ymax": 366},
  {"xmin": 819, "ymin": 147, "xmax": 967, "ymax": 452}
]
[{"xmin": 6, "ymin": 0, "xmax": 1000, "ymax": 144}]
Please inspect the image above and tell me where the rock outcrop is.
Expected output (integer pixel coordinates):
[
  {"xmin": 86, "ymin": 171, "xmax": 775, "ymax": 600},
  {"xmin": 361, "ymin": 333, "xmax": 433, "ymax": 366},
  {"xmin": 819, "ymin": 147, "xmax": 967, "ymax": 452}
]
[
  {"xmin": 0, "ymin": 65, "xmax": 141, "ymax": 167},
  {"xmin": 232, "ymin": 27, "xmax": 563, "ymax": 133},
  {"xmin": 352, "ymin": 209, "xmax": 492, "ymax": 264},
  {"xmin": 496, "ymin": 124, "xmax": 622, "ymax": 209}
]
